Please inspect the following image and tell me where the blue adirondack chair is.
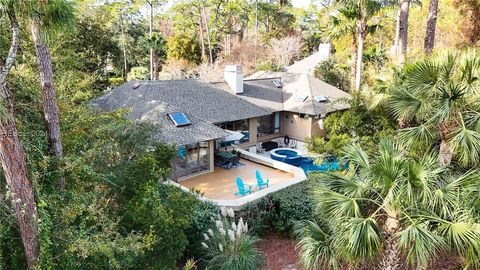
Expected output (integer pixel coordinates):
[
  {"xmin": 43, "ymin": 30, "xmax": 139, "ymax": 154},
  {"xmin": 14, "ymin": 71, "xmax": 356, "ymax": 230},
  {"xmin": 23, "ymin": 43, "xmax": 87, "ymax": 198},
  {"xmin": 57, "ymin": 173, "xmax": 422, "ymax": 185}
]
[
  {"xmin": 255, "ymin": 170, "xmax": 269, "ymax": 189},
  {"xmin": 235, "ymin": 177, "xmax": 252, "ymax": 196}
]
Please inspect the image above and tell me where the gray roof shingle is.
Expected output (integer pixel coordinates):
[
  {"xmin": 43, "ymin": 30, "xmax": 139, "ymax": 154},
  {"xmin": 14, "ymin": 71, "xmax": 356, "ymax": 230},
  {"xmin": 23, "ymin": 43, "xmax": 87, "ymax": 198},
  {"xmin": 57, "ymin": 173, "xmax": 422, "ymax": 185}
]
[{"xmin": 90, "ymin": 80, "xmax": 235, "ymax": 145}]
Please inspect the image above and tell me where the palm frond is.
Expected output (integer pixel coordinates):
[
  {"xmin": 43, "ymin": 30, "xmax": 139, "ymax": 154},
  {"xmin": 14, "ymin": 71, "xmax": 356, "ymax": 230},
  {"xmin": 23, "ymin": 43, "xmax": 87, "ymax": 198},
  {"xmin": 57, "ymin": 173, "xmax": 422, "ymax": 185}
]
[
  {"xmin": 294, "ymin": 220, "xmax": 341, "ymax": 270},
  {"xmin": 437, "ymin": 221, "xmax": 480, "ymax": 256},
  {"xmin": 398, "ymin": 222, "xmax": 445, "ymax": 268},
  {"xmin": 448, "ymin": 125, "xmax": 480, "ymax": 166},
  {"xmin": 315, "ymin": 189, "xmax": 363, "ymax": 221},
  {"xmin": 398, "ymin": 124, "xmax": 438, "ymax": 148},
  {"xmin": 341, "ymin": 143, "xmax": 370, "ymax": 170},
  {"xmin": 371, "ymin": 140, "xmax": 404, "ymax": 190},
  {"xmin": 318, "ymin": 172, "xmax": 370, "ymax": 198},
  {"xmin": 343, "ymin": 217, "xmax": 382, "ymax": 261}
]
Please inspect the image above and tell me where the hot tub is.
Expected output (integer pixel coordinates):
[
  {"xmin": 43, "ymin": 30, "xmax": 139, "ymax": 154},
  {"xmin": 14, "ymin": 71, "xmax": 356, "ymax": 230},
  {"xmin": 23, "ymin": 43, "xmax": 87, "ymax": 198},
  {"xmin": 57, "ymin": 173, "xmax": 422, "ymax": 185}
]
[{"xmin": 270, "ymin": 148, "xmax": 303, "ymax": 166}]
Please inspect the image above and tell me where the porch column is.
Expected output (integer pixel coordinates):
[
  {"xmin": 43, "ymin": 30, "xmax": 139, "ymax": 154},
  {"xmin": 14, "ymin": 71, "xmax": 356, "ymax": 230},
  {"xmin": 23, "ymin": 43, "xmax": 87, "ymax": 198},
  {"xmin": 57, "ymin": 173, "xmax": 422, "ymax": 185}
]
[
  {"xmin": 249, "ymin": 118, "xmax": 258, "ymax": 144},
  {"xmin": 209, "ymin": 140, "xmax": 215, "ymax": 171}
]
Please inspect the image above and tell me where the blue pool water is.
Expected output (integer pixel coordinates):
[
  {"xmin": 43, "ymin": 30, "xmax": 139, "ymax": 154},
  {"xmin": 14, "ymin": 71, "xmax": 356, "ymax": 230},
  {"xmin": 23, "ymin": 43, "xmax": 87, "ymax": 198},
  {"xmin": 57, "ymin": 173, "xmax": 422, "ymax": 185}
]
[{"xmin": 299, "ymin": 157, "xmax": 342, "ymax": 174}]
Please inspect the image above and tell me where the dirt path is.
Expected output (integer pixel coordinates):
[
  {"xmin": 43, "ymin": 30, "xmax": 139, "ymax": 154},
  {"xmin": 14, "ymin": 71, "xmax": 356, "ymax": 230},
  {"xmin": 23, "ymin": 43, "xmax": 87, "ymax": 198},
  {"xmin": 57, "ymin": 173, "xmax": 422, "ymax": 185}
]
[{"xmin": 257, "ymin": 232, "xmax": 302, "ymax": 270}]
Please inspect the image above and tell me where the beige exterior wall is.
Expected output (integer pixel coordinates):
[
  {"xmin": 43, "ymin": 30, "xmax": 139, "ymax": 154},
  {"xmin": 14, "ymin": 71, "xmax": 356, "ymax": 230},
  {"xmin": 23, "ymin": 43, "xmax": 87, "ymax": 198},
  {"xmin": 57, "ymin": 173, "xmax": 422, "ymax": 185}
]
[
  {"xmin": 209, "ymin": 139, "xmax": 215, "ymax": 171},
  {"xmin": 280, "ymin": 112, "xmax": 327, "ymax": 141},
  {"xmin": 281, "ymin": 111, "xmax": 312, "ymax": 140},
  {"xmin": 248, "ymin": 118, "xmax": 258, "ymax": 144},
  {"xmin": 310, "ymin": 118, "xmax": 327, "ymax": 137}
]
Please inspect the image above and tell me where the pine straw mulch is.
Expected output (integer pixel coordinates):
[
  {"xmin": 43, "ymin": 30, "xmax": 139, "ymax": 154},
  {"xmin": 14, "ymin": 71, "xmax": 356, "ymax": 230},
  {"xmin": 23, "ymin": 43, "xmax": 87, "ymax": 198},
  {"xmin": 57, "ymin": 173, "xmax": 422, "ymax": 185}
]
[{"xmin": 257, "ymin": 232, "xmax": 462, "ymax": 270}]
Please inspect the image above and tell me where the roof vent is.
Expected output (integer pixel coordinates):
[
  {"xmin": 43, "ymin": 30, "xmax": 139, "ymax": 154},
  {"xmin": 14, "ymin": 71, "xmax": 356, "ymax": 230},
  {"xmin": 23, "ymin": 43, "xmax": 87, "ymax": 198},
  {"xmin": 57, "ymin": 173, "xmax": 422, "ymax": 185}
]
[
  {"xmin": 272, "ymin": 79, "xmax": 282, "ymax": 88},
  {"xmin": 294, "ymin": 95, "xmax": 308, "ymax": 102},
  {"xmin": 132, "ymin": 82, "xmax": 141, "ymax": 89},
  {"xmin": 168, "ymin": 112, "xmax": 191, "ymax": 127},
  {"xmin": 314, "ymin": 95, "xmax": 328, "ymax": 102}
]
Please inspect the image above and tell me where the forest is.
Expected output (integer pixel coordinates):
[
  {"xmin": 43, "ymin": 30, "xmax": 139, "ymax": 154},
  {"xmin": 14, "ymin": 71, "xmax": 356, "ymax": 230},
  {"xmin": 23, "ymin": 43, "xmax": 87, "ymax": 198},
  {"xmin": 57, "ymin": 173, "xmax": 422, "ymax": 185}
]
[{"xmin": 1, "ymin": 0, "xmax": 480, "ymax": 269}]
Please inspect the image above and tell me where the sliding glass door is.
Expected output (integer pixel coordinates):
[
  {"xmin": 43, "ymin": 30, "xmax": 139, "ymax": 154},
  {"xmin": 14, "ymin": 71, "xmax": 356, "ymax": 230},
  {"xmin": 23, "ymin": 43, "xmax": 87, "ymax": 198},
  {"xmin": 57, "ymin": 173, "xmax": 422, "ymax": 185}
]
[{"xmin": 172, "ymin": 141, "xmax": 210, "ymax": 180}]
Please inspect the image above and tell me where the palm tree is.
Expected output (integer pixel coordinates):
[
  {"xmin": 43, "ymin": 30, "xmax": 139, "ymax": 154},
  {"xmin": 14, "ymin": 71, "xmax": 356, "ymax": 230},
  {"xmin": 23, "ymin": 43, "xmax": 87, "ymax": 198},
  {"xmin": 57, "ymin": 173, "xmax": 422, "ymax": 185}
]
[
  {"xmin": 387, "ymin": 51, "xmax": 480, "ymax": 166},
  {"xmin": 295, "ymin": 140, "xmax": 480, "ymax": 270},
  {"xmin": 0, "ymin": 1, "xmax": 40, "ymax": 268},
  {"xmin": 26, "ymin": 0, "xmax": 74, "ymax": 189},
  {"xmin": 145, "ymin": 33, "xmax": 166, "ymax": 80},
  {"xmin": 326, "ymin": 0, "xmax": 383, "ymax": 91}
]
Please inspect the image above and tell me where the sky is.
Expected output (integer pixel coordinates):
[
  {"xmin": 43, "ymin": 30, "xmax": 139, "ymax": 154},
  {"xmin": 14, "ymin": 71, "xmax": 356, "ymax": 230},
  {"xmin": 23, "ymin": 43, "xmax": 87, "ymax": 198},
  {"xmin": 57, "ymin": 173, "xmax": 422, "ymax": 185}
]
[{"xmin": 291, "ymin": 0, "xmax": 314, "ymax": 8}]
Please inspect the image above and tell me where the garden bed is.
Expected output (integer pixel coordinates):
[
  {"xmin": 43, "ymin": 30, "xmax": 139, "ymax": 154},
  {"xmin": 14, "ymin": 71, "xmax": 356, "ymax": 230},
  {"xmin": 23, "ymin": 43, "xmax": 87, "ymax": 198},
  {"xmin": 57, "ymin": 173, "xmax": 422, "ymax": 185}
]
[{"xmin": 257, "ymin": 232, "xmax": 302, "ymax": 270}]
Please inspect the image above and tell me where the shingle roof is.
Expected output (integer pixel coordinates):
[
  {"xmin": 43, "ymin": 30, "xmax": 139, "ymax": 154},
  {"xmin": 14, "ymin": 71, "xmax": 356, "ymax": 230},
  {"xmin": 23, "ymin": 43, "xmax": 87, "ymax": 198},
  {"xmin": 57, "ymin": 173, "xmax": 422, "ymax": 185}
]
[
  {"xmin": 241, "ymin": 71, "xmax": 351, "ymax": 115},
  {"xmin": 90, "ymin": 81, "xmax": 232, "ymax": 145}
]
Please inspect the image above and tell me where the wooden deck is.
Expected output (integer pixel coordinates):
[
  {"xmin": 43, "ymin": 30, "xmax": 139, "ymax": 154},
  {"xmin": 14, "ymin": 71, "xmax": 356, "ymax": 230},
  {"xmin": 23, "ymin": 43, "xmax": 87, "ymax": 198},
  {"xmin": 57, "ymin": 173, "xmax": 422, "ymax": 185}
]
[{"xmin": 179, "ymin": 159, "xmax": 295, "ymax": 200}]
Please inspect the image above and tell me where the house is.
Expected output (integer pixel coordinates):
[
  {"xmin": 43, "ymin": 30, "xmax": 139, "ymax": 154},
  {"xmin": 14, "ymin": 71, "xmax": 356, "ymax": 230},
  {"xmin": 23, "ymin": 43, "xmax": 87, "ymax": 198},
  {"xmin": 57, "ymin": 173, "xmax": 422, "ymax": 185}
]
[{"xmin": 91, "ymin": 65, "xmax": 351, "ymax": 209}]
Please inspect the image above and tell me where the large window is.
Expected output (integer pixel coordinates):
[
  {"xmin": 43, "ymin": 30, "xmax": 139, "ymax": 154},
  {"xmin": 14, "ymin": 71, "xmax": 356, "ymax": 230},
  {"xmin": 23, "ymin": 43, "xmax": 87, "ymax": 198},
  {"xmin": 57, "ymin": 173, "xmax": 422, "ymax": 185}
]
[
  {"xmin": 172, "ymin": 141, "xmax": 210, "ymax": 180},
  {"xmin": 216, "ymin": 119, "xmax": 250, "ymax": 143},
  {"xmin": 257, "ymin": 112, "xmax": 280, "ymax": 137}
]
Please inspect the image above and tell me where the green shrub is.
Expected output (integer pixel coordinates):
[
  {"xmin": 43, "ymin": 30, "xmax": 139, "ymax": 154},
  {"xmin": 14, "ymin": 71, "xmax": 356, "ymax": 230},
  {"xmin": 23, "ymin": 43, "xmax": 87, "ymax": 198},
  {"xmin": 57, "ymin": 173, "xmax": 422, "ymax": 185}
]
[
  {"xmin": 109, "ymin": 77, "xmax": 124, "ymax": 86},
  {"xmin": 255, "ymin": 59, "xmax": 282, "ymax": 72},
  {"xmin": 200, "ymin": 208, "xmax": 265, "ymax": 270},
  {"xmin": 238, "ymin": 180, "xmax": 316, "ymax": 235},
  {"xmin": 184, "ymin": 201, "xmax": 219, "ymax": 259},
  {"xmin": 127, "ymin": 67, "xmax": 149, "ymax": 80}
]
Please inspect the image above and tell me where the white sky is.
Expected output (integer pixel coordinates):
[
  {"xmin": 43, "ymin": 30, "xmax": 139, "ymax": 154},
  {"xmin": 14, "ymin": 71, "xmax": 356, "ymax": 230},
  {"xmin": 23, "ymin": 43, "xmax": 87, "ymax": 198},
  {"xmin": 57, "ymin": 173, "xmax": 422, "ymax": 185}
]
[{"xmin": 291, "ymin": 0, "xmax": 314, "ymax": 8}]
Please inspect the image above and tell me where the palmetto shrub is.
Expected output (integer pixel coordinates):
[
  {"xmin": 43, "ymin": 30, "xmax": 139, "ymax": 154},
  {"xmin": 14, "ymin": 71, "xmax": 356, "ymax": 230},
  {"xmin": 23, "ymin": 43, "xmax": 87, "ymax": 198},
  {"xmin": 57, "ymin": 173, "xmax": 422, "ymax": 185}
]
[{"xmin": 200, "ymin": 207, "xmax": 265, "ymax": 270}]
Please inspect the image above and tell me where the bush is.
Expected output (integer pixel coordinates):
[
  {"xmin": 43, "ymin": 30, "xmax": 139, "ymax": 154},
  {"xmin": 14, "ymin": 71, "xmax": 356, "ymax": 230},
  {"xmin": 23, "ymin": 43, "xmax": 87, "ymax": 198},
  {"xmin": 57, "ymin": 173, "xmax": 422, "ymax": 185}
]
[
  {"xmin": 109, "ymin": 77, "xmax": 124, "ymax": 86},
  {"xmin": 238, "ymin": 180, "xmax": 316, "ymax": 235},
  {"xmin": 127, "ymin": 67, "xmax": 149, "ymax": 81},
  {"xmin": 184, "ymin": 201, "xmax": 219, "ymax": 259},
  {"xmin": 314, "ymin": 57, "xmax": 350, "ymax": 92},
  {"xmin": 255, "ymin": 59, "xmax": 282, "ymax": 72},
  {"xmin": 200, "ymin": 208, "xmax": 265, "ymax": 270}
]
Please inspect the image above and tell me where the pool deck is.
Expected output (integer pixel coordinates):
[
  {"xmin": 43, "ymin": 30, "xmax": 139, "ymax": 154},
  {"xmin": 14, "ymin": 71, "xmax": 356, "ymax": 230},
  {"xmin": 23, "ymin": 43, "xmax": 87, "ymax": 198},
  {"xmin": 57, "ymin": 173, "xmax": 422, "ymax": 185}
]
[
  {"xmin": 169, "ymin": 148, "xmax": 307, "ymax": 210},
  {"xmin": 179, "ymin": 159, "xmax": 295, "ymax": 200}
]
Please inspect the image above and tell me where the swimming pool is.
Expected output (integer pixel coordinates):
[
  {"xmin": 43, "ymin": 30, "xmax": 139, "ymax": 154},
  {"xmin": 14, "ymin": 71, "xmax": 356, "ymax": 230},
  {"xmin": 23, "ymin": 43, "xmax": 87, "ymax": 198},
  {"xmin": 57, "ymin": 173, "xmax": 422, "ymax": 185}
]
[{"xmin": 299, "ymin": 156, "xmax": 342, "ymax": 174}]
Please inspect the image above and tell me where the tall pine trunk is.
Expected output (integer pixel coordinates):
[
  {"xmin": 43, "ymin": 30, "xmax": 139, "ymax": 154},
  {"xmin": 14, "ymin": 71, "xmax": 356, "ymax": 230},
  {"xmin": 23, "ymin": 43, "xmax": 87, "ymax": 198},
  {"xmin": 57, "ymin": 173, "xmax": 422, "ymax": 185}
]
[
  {"xmin": 424, "ymin": 0, "xmax": 439, "ymax": 54},
  {"xmin": 350, "ymin": 39, "xmax": 358, "ymax": 91},
  {"xmin": 0, "ymin": 9, "xmax": 40, "ymax": 268},
  {"xmin": 31, "ymin": 16, "xmax": 65, "ymax": 189},
  {"xmin": 152, "ymin": 50, "xmax": 159, "ymax": 80},
  {"xmin": 398, "ymin": 0, "xmax": 410, "ymax": 63},
  {"xmin": 354, "ymin": 24, "xmax": 366, "ymax": 91},
  {"xmin": 0, "ymin": 83, "xmax": 40, "ymax": 270}
]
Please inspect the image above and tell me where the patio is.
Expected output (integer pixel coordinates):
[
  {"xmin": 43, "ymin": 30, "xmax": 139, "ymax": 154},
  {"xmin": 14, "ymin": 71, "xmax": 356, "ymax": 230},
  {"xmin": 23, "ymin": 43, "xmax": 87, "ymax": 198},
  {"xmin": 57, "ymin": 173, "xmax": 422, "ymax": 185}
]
[{"xmin": 179, "ymin": 159, "xmax": 295, "ymax": 200}]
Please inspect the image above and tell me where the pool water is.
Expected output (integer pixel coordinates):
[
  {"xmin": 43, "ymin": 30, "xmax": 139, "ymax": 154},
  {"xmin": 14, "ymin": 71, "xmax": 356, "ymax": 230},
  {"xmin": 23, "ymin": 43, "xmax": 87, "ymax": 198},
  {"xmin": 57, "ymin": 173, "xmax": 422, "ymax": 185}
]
[{"xmin": 299, "ymin": 157, "xmax": 342, "ymax": 174}]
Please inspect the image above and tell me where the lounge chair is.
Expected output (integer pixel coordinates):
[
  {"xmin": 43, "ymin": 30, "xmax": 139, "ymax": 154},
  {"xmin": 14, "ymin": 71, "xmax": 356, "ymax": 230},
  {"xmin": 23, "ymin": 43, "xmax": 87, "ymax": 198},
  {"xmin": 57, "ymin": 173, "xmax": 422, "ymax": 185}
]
[
  {"xmin": 255, "ymin": 170, "xmax": 269, "ymax": 190},
  {"xmin": 235, "ymin": 177, "xmax": 252, "ymax": 196}
]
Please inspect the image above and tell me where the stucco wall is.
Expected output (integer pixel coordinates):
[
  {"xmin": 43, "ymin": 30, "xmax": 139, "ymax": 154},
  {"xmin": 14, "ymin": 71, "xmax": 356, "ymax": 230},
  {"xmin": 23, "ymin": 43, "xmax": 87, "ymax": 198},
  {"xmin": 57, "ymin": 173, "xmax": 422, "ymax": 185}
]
[{"xmin": 281, "ymin": 111, "xmax": 312, "ymax": 140}]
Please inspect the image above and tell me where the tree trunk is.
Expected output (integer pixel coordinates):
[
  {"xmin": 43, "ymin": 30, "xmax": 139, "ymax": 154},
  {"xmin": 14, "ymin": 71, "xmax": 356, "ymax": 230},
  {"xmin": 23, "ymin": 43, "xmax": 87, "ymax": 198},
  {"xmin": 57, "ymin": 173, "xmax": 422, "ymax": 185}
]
[
  {"xmin": 438, "ymin": 139, "xmax": 453, "ymax": 166},
  {"xmin": 354, "ymin": 25, "xmax": 366, "ymax": 92},
  {"xmin": 424, "ymin": 0, "xmax": 439, "ymax": 54},
  {"xmin": 31, "ymin": 16, "xmax": 65, "ymax": 189},
  {"xmin": 0, "ymin": 7, "xmax": 40, "ymax": 269},
  {"xmin": 0, "ymin": 83, "xmax": 40, "ymax": 270},
  {"xmin": 398, "ymin": 0, "xmax": 410, "ymax": 64},
  {"xmin": 378, "ymin": 211, "xmax": 403, "ymax": 270},
  {"xmin": 390, "ymin": 8, "xmax": 400, "ymax": 58},
  {"xmin": 202, "ymin": 5, "xmax": 213, "ymax": 64},
  {"xmin": 199, "ymin": 15, "xmax": 207, "ymax": 62},
  {"xmin": 148, "ymin": 1, "xmax": 154, "ymax": 80},
  {"xmin": 120, "ymin": 11, "xmax": 128, "ymax": 82},
  {"xmin": 350, "ymin": 39, "xmax": 358, "ymax": 91},
  {"xmin": 152, "ymin": 50, "xmax": 159, "ymax": 80}
]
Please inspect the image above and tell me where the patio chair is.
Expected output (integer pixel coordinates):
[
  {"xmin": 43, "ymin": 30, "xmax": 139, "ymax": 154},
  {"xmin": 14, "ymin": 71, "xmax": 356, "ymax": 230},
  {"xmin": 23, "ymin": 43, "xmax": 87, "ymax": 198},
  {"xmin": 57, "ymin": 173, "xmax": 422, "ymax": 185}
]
[
  {"xmin": 235, "ymin": 177, "xmax": 252, "ymax": 196},
  {"xmin": 255, "ymin": 170, "xmax": 269, "ymax": 190},
  {"xmin": 288, "ymin": 139, "xmax": 297, "ymax": 149}
]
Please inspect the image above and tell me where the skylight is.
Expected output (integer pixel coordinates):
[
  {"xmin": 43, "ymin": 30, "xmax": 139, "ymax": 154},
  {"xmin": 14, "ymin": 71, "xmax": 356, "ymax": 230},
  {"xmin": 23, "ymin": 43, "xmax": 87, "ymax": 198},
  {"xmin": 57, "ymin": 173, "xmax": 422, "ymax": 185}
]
[
  {"xmin": 314, "ymin": 95, "xmax": 328, "ymax": 102},
  {"xmin": 168, "ymin": 112, "xmax": 191, "ymax": 127},
  {"xmin": 272, "ymin": 79, "xmax": 282, "ymax": 88},
  {"xmin": 294, "ymin": 95, "xmax": 308, "ymax": 102}
]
